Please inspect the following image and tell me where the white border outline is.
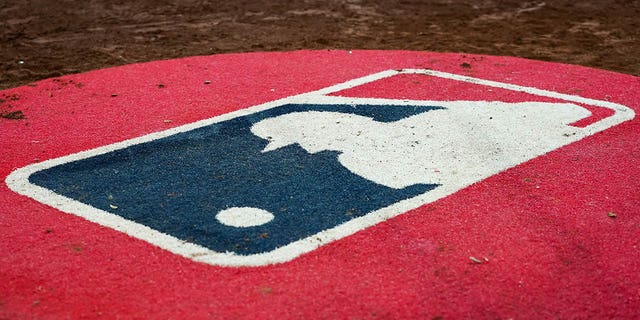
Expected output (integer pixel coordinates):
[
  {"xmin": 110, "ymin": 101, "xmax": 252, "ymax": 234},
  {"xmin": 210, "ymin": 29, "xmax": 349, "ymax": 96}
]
[{"xmin": 5, "ymin": 69, "xmax": 635, "ymax": 267}]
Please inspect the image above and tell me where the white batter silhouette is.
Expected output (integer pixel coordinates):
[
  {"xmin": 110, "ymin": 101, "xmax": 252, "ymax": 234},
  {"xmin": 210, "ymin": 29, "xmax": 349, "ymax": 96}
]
[{"xmin": 251, "ymin": 101, "xmax": 591, "ymax": 189}]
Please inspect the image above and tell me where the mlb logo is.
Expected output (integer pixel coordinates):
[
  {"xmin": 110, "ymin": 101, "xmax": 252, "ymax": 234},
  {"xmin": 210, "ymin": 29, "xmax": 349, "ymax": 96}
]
[{"xmin": 6, "ymin": 69, "xmax": 633, "ymax": 267}]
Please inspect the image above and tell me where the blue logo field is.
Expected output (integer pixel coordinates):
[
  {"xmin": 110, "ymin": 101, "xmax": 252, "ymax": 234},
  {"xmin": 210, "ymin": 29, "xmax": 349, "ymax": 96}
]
[{"xmin": 29, "ymin": 103, "xmax": 440, "ymax": 255}]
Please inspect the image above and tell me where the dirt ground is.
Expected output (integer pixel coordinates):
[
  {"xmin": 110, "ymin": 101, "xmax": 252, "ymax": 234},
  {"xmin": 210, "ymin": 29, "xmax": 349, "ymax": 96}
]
[{"xmin": 0, "ymin": 1, "xmax": 638, "ymax": 90}]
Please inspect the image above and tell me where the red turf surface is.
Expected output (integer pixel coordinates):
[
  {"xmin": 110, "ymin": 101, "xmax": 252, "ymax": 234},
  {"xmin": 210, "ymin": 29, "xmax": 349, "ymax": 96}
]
[{"xmin": 1, "ymin": 51, "xmax": 639, "ymax": 319}]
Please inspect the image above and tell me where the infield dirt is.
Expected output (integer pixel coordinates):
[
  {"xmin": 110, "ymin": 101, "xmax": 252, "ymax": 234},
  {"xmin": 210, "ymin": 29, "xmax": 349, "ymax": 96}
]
[{"xmin": 1, "ymin": 0, "xmax": 639, "ymax": 90}]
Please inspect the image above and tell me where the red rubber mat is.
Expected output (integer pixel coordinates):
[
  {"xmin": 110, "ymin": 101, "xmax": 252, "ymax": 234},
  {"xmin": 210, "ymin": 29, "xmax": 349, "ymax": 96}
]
[{"xmin": 1, "ymin": 51, "xmax": 638, "ymax": 319}]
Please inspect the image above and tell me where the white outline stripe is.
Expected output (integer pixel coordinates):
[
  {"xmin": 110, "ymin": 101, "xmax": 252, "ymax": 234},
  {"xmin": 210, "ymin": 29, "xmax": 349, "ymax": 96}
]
[{"xmin": 5, "ymin": 69, "xmax": 635, "ymax": 267}]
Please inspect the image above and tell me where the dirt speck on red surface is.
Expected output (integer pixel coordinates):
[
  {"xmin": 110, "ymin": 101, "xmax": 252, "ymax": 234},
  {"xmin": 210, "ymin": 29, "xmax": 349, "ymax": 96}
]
[{"xmin": 1, "ymin": 0, "xmax": 639, "ymax": 90}]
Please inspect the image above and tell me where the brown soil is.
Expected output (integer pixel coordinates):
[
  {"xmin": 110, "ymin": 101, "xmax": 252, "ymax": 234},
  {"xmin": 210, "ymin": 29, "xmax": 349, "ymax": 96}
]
[{"xmin": 1, "ymin": 0, "xmax": 638, "ymax": 90}]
